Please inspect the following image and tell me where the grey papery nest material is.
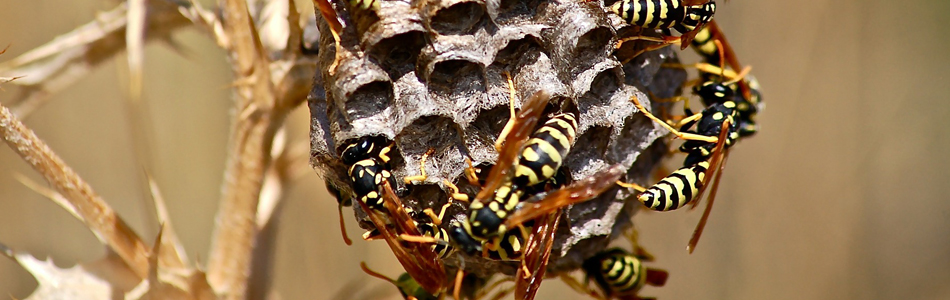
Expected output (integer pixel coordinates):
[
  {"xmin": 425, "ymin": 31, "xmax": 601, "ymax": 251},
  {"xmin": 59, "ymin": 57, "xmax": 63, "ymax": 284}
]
[{"xmin": 308, "ymin": 0, "xmax": 686, "ymax": 277}]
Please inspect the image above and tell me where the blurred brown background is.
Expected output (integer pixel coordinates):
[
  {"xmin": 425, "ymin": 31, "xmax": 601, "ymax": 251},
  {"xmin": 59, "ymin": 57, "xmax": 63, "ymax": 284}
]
[{"xmin": 1, "ymin": 0, "xmax": 949, "ymax": 299}]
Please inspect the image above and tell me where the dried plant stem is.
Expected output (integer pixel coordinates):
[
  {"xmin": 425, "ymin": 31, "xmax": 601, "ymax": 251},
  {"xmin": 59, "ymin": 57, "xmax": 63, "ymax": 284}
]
[
  {"xmin": 206, "ymin": 0, "xmax": 289, "ymax": 298},
  {"xmin": 0, "ymin": 102, "xmax": 150, "ymax": 279},
  {"xmin": 0, "ymin": 0, "xmax": 191, "ymax": 119}
]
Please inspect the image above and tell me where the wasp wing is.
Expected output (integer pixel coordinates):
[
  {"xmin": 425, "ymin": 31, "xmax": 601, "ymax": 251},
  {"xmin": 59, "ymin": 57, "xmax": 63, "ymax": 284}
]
[
  {"xmin": 505, "ymin": 165, "xmax": 625, "ymax": 229},
  {"xmin": 685, "ymin": 121, "xmax": 731, "ymax": 253},
  {"xmin": 312, "ymin": 0, "xmax": 344, "ymax": 39},
  {"xmin": 515, "ymin": 209, "xmax": 562, "ymax": 300},
  {"xmin": 703, "ymin": 21, "xmax": 754, "ymax": 100},
  {"xmin": 358, "ymin": 182, "xmax": 446, "ymax": 294}
]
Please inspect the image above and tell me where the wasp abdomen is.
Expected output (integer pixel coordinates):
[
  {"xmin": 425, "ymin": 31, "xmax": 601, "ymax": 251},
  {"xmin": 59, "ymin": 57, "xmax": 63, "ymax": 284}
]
[
  {"xmin": 638, "ymin": 161, "xmax": 709, "ymax": 211},
  {"xmin": 609, "ymin": 0, "xmax": 716, "ymax": 34},
  {"xmin": 583, "ymin": 248, "xmax": 648, "ymax": 296},
  {"xmin": 514, "ymin": 113, "xmax": 578, "ymax": 187}
]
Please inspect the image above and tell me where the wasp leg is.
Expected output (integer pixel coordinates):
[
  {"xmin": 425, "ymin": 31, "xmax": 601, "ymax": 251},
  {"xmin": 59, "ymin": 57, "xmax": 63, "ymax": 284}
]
[
  {"xmin": 616, "ymin": 34, "xmax": 680, "ymax": 50},
  {"xmin": 630, "ymin": 95, "xmax": 718, "ymax": 143},
  {"xmin": 643, "ymin": 88, "xmax": 692, "ymax": 126},
  {"xmin": 463, "ymin": 158, "xmax": 480, "ymax": 186},
  {"xmin": 404, "ymin": 148, "xmax": 435, "ymax": 184},
  {"xmin": 495, "ymin": 71, "xmax": 519, "ymax": 152},
  {"xmin": 559, "ymin": 273, "xmax": 604, "ymax": 300},
  {"xmin": 619, "ymin": 36, "xmax": 681, "ymax": 64},
  {"xmin": 616, "ymin": 180, "xmax": 647, "ymax": 192},
  {"xmin": 443, "ymin": 179, "xmax": 470, "ymax": 203},
  {"xmin": 672, "ymin": 112, "xmax": 704, "ymax": 129},
  {"xmin": 453, "ymin": 263, "xmax": 465, "ymax": 300},
  {"xmin": 423, "ymin": 207, "xmax": 447, "ymax": 227},
  {"xmin": 399, "ymin": 234, "xmax": 440, "ymax": 244}
]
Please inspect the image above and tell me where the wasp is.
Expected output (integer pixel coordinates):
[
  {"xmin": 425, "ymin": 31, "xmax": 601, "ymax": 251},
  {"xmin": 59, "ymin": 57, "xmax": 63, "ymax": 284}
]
[
  {"xmin": 454, "ymin": 70, "xmax": 579, "ymax": 250},
  {"xmin": 449, "ymin": 86, "xmax": 555, "ymax": 254},
  {"xmin": 580, "ymin": 248, "xmax": 669, "ymax": 300},
  {"xmin": 610, "ymin": 0, "xmax": 717, "ymax": 55},
  {"xmin": 462, "ymin": 109, "xmax": 579, "ymax": 243},
  {"xmin": 445, "ymin": 163, "xmax": 624, "ymax": 300},
  {"xmin": 623, "ymin": 87, "xmax": 738, "ymax": 252},
  {"xmin": 560, "ymin": 227, "xmax": 669, "ymax": 300},
  {"xmin": 331, "ymin": 136, "xmax": 396, "ymax": 244},
  {"xmin": 341, "ymin": 136, "xmax": 396, "ymax": 210}
]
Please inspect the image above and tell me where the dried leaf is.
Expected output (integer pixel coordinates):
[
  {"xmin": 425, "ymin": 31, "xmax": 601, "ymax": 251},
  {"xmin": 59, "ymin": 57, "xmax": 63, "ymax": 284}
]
[{"xmin": 0, "ymin": 243, "xmax": 112, "ymax": 300}]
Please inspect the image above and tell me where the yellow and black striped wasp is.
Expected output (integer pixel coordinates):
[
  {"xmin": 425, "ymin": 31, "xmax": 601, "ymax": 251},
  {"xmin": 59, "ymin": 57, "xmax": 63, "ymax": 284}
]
[
  {"xmin": 581, "ymin": 248, "xmax": 669, "ymax": 300},
  {"xmin": 329, "ymin": 135, "xmax": 396, "ymax": 245},
  {"xmin": 561, "ymin": 228, "xmax": 669, "ymax": 300},
  {"xmin": 608, "ymin": 0, "xmax": 718, "ymax": 55},
  {"xmin": 449, "ymin": 84, "xmax": 575, "ymax": 256},
  {"xmin": 619, "ymin": 24, "xmax": 763, "ymax": 252},
  {"xmin": 623, "ymin": 85, "xmax": 738, "ymax": 253},
  {"xmin": 439, "ymin": 75, "xmax": 625, "ymax": 299},
  {"xmin": 341, "ymin": 135, "xmax": 396, "ymax": 210}
]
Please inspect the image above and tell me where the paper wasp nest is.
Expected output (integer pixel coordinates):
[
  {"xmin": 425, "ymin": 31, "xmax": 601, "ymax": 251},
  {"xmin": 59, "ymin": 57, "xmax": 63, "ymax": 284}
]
[{"xmin": 309, "ymin": 0, "xmax": 685, "ymax": 275}]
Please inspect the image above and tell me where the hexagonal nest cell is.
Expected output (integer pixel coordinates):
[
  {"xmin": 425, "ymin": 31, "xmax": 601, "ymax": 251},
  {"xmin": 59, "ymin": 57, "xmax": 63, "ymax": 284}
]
[{"xmin": 309, "ymin": 0, "xmax": 687, "ymax": 281}]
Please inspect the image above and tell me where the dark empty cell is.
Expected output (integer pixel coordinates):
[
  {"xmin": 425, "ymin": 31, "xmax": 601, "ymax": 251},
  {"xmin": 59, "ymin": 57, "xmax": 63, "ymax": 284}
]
[
  {"xmin": 368, "ymin": 31, "xmax": 427, "ymax": 79},
  {"xmin": 469, "ymin": 105, "xmax": 511, "ymax": 142},
  {"xmin": 565, "ymin": 125, "xmax": 612, "ymax": 170},
  {"xmin": 494, "ymin": 37, "xmax": 541, "ymax": 67},
  {"xmin": 582, "ymin": 69, "xmax": 622, "ymax": 106},
  {"xmin": 495, "ymin": 0, "xmax": 545, "ymax": 20},
  {"xmin": 575, "ymin": 27, "xmax": 613, "ymax": 60},
  {"xmin": 428, "ymin": 59, "xmax": 483, "ymax": 90},
  {"xmin": 345, "ymin": 80, "xmax": 394, "ymax": 119},
  {"xmin": 346, "ymin": 3, "xmax": 380, "ymax": 39},
  {"xmin": 402, "ymin": 184, "xmax": 449, "ymax": 212},
  {"xmin": 590, "ymin": 69, "xmax": 621, "ymax": 96},
  {"xmin": 430, "ymin": 2, "xmax": 486, "ymax": 35}
]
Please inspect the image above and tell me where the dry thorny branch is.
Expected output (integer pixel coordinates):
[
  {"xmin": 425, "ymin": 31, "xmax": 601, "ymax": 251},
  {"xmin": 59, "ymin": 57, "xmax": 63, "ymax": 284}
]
[{"xmin": 0, "ymin": 0, "xmax": 317, "ymax": 299}]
